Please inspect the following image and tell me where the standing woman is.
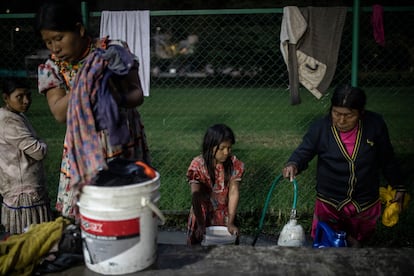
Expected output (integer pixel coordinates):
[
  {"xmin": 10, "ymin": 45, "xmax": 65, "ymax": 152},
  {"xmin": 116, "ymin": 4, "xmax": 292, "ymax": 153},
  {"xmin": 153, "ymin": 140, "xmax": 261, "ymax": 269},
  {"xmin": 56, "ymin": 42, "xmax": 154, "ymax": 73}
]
[
  {"xmin": 187, "ymin": 124, "xmax": 245, "ymax": 245},
  {"xmin": 0, "ymin": 78, "xmax": 53, "ymax": 234},
  {"xmin": 35, "ymin": 2, "xmax": 151, "ymax": 220},
  {"xmin": 282, "ymin": 84, "xmax": 406, "ymax": 247}
]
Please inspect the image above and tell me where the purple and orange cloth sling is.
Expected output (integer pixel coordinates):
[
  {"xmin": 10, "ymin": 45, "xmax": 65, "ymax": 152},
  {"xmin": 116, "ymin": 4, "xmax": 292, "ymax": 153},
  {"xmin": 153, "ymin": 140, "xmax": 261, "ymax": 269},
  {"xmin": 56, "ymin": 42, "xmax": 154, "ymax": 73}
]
[{"xmin": 65, "ymin": 45, "xmax": 135, "ymax": 189}]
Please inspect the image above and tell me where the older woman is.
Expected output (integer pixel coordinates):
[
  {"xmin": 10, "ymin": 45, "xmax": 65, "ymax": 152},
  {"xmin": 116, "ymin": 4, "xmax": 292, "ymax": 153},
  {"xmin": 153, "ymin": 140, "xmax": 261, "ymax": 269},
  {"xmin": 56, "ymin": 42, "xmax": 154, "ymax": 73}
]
[{"xmin": 282, "ymin": 84, "xmax": 406, "ymax": 247}]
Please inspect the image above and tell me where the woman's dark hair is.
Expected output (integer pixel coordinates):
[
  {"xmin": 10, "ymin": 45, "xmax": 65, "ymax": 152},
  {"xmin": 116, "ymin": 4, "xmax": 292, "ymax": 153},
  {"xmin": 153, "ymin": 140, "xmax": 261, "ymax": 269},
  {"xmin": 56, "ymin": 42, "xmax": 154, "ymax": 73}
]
[
  {"xmin": 35, "ymin": 1, "xmax": 83, "ymax": 34},
  {"xmin": 2, "ymin": 78, "xmax": 28, "ymax": 95},
  {"xmin": 202, "ymin": 124, "xmax": 235, "ymax": 186},
  {"xmin": 330, "ymin": 84, "xmax": 366, "ymax": 112}
]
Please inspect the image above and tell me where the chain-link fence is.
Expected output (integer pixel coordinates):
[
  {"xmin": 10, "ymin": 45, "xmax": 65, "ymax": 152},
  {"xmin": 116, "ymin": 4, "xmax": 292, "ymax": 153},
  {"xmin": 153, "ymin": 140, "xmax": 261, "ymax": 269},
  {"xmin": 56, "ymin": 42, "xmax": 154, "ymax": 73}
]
[{"xmin": 1, "ymin": 7, "xmax": 413, "ymax": 232}]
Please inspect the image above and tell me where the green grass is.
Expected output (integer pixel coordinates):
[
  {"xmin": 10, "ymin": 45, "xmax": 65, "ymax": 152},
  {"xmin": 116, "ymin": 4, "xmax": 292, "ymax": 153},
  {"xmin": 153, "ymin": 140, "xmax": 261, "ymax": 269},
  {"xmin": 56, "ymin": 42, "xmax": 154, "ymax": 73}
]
[{"xmin": 26, "ymin": 86, "xmax": 414, "ymax": 245}]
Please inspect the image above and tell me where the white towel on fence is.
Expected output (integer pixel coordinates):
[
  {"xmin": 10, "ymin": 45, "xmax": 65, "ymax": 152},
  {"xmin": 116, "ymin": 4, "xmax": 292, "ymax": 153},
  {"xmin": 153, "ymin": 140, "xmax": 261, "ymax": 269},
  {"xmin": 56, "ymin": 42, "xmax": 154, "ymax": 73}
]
[
  {"xmin": 280, "ymin": 6, "xmax": 307, "ymax": 65},
  {"xmin": 100, "ymin": 10, "xmax": 150, "ymax": 96}
]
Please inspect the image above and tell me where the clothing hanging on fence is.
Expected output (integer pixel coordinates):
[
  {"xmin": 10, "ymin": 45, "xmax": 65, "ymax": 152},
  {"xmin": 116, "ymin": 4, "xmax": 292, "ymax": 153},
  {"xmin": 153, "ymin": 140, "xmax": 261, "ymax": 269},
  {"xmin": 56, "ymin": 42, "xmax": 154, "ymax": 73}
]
[
  {"xmin": 280, "ymin": 6, "xmax": 347, "ymax": 105},
  {"xmin": 371, "ymin": 5, "xmax": 385, "ymax": 47},
  {"xmin": 100, "ymin": 10, "xmax": 151, "ymax": 96}
]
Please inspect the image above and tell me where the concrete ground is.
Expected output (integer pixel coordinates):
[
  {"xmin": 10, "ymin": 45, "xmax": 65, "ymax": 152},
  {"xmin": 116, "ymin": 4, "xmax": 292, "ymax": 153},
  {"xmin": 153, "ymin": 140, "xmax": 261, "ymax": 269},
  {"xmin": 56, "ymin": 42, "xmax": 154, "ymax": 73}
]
[{"xmin": 46, "ymin": 230, "xmax": 414, "ymax": 276}]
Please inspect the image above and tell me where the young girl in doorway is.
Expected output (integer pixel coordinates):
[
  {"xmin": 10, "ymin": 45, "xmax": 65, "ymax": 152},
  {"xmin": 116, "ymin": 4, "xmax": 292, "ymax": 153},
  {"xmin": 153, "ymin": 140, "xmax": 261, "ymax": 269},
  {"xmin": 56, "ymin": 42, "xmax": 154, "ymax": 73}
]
[
  {"xmin": 186, "ymin": 124, "xmax": 244, "ymax": 245},
  {"xmin": 0, "ymin": 78, "xmax": 53, "ymax": 234}
]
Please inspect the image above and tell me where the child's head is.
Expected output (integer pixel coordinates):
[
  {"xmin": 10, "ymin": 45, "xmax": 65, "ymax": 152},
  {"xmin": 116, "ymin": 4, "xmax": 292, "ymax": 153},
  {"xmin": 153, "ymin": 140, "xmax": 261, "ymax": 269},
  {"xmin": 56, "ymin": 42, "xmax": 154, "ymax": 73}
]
[
  {"xmin": 2, "ymin": 78, "xmax": 31, "ymax": 113},
  {"xmin": 202, "ymin": 124, "xmax": 235, "ymax": 165}
]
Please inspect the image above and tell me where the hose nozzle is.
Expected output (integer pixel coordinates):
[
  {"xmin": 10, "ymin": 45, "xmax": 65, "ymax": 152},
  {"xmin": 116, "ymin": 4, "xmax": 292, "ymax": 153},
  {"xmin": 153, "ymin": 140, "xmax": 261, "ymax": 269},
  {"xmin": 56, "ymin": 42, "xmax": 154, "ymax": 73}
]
[{"xmin": 290, "ymin": 209, "xmax": 297, "ymax": 220}]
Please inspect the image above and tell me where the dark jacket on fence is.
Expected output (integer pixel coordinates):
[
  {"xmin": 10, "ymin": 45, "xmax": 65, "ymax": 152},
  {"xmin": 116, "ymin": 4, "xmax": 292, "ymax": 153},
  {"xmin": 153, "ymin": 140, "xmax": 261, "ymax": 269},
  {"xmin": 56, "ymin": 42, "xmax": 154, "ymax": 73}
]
[{"xmin": 287, "ymin": 110, "xmax": 405, "ymax": 211}]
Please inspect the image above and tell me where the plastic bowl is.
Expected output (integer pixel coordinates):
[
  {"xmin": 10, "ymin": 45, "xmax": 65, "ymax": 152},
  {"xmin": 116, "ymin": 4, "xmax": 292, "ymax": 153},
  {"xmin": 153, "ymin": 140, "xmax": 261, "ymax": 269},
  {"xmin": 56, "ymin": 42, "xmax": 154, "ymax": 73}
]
[{"xmin": 201, "ymin": 226, "xmax": 237, "ymax": 246}]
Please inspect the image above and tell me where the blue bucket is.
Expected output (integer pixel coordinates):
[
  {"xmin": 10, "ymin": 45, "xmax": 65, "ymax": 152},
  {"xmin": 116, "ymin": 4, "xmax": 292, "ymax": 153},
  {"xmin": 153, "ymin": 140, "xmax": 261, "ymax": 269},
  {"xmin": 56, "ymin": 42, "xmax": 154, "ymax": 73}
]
[{"xmin": 312, "ymin": 221, "xmax": 347, "ymax": 248}]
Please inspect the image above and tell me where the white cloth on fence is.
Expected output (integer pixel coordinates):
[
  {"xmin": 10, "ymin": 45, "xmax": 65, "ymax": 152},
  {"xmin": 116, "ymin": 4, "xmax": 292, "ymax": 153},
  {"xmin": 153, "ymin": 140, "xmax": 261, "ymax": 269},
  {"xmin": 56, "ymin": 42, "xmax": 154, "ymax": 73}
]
[
  {"xmin": 280, "ymin": 6, "xmax": 307, "ymax": 65},
  {"xmin": 100, "ymin": 10, "xmax": 150, "ymax": 96}
]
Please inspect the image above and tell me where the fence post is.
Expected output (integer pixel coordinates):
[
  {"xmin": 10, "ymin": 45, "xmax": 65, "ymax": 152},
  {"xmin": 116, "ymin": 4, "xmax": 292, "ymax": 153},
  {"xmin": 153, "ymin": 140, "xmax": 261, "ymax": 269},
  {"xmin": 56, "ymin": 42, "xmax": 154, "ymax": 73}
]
[
  {"xmin": 351, "ymin": 0, "xmax": 360, "ymax": 86},
  {"xmin": 81, "ymin": 1, "xmax": 89, "ymax": 30}
]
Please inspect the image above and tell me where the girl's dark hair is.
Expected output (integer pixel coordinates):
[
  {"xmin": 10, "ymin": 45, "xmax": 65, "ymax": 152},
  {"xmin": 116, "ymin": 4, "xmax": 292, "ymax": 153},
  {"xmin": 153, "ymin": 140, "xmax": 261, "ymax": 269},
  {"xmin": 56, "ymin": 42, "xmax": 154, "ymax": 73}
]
[
  {"xmin": 202, "ymin": 124, "xmax": 235, "ymax": 186},
  {"xmin": 2, "ymin": 78, "xmax": 28, "ymax": 95},
  {"xmin": 330, "ymin": 84, "xmax": 366, "ymax": 112},
  {"xmin": 35, "ymin": 1, "xmax": 83, "ymax": 34}
]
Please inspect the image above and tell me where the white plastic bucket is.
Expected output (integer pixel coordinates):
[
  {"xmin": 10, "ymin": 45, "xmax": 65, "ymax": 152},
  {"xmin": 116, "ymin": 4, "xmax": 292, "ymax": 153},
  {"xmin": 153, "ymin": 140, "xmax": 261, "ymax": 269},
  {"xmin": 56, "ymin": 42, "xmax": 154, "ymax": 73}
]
[
  {"xmin": 201, "ymin": 226, "xmax": 237, "ymax": 246},
  {"xmin": 78, "ymin": 172, "xmax": 165, "ymax": 275}
]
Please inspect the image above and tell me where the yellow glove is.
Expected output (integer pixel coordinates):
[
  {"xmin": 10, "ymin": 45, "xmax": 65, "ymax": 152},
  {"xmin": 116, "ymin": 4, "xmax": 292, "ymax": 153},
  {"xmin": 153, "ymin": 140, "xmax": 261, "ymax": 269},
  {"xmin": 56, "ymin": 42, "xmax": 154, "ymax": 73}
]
[{"xmin": 379, "ymin": 185, "xmax": 410, "ymax": 227}]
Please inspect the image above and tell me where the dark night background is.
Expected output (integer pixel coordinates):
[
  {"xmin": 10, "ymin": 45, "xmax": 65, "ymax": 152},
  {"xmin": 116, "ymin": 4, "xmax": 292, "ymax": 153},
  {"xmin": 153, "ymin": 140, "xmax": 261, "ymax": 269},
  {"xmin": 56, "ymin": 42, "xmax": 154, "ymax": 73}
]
[{"xmin": 1, "ymin": 0, "xmax": 413, "ymax": 13}]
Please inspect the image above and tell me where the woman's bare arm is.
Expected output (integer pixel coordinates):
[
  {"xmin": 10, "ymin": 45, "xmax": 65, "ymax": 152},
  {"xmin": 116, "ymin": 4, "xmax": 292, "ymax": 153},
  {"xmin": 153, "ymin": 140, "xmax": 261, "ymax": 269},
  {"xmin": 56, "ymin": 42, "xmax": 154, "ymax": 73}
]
[
  {"xmin": 110, "ymin": 63, "xmax": 144, "ymax": 108},
  {"xmin": 227, "ymin": 179, "xmax": 240, "ymax": 235},
  {"xmin": 45, "ymin": 87, "xmax": 69, "ymax": 123}
]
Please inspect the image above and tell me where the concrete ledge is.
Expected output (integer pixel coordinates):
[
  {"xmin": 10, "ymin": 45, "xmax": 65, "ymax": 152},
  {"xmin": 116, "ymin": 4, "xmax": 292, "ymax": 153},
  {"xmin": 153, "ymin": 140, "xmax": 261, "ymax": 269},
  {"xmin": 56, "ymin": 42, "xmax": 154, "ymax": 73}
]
[{"xmin": 50, "ymin": 244, "xmax": 414, "ymax": 275}]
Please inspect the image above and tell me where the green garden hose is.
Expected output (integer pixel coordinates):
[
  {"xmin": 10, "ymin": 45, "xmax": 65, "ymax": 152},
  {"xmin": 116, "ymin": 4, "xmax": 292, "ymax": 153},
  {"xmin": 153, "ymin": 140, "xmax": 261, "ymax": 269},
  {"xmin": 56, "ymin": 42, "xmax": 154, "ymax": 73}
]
[{"xmin": 251, "ymin": 174, "xmax": 299, "ymax": 246}]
